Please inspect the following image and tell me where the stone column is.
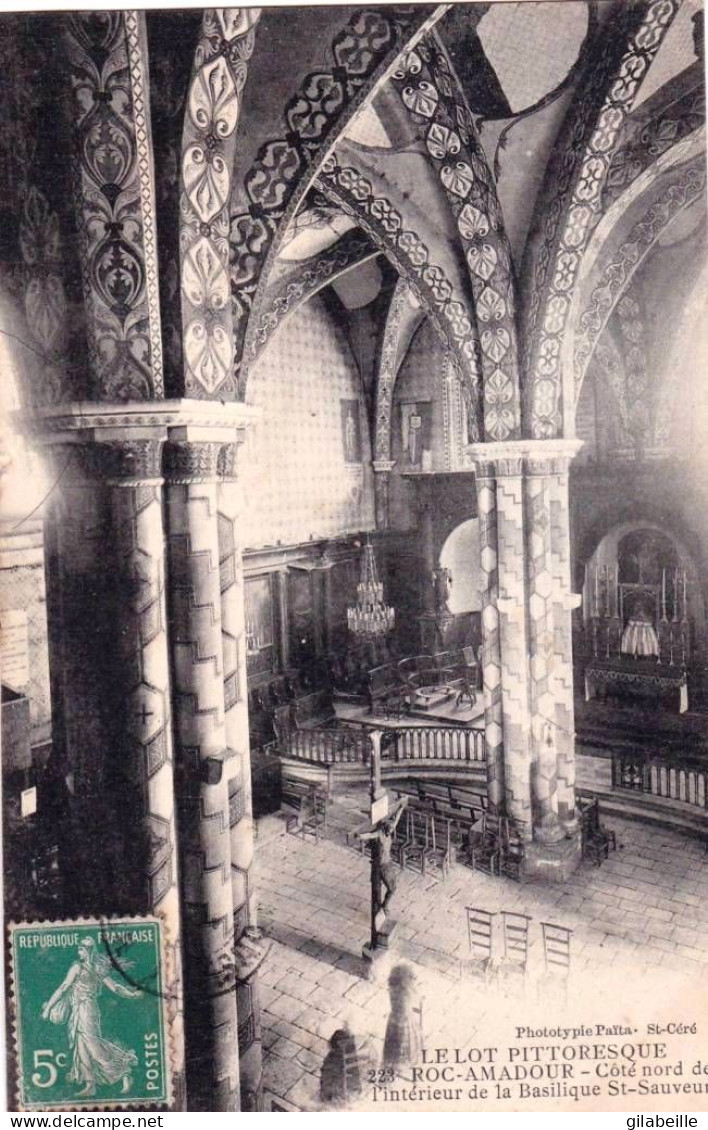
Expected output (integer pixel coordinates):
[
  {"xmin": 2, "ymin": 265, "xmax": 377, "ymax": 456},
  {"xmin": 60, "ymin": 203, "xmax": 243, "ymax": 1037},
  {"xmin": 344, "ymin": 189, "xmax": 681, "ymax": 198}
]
[
  {"xmin": 524, "ymin": 457, "xmax": 563, "ymax": 845},
  {"xmin": 470, "ymin": 441, "xmax": 582, "ymax": 866},
  {"xmin": 486, "ymin": 455, "xmax": 533, "ymax": 839},
  {"xmin": 372, "ymin": 459, "xmax": 395, "ymax": 529},
  {"xmin": 473, "ymin": 465, "xmax": 505, "ymax": 816},
  {"xmin": 546, "ymin": 449, "xmax": 582, "ymax": 830},
  {"xmin": 31, "ymin": 417, "xmax": 186, "ymax": 1106},
  {"xmin": 163, "ymin": 436, "xmax": 241, "ymax": 1112},
  {"xmin": 523, "ymin": 442, "xmax": 583, "ymax": 876},
  {"xmin": 217, "ymin": 441, "xmax": 263, "ymax": 1111}
]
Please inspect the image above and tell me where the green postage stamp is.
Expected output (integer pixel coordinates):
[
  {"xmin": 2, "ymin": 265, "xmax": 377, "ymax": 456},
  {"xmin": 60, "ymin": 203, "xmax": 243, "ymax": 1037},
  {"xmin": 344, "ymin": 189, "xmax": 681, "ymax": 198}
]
[{"xmin": 10, "ymin": 918, "xmax": 171, "ymax": 1110}]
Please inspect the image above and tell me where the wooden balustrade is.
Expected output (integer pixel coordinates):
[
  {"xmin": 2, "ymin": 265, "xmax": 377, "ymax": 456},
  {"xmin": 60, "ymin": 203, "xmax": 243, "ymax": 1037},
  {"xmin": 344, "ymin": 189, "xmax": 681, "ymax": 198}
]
[
  {"xmin": 386, "ymin": 727, "xmax": 485, "ymax": 763},
  {"xmin": 280, "ymin": 724, "xmax": 485, "ymax": 765},
  {"xmin": 285, "ymin": 727, "xmax": 371, "ymax": 764},
  {"xmin": 612, "ymin": 751, "xmax": 708, "ymax": 809}
]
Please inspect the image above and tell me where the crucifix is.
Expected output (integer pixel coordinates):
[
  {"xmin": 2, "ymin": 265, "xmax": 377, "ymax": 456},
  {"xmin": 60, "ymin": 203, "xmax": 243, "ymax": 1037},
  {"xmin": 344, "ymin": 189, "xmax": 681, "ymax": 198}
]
[{"xmin": 357, "ymin": 731, "xmax": 407, "ymax": 958}]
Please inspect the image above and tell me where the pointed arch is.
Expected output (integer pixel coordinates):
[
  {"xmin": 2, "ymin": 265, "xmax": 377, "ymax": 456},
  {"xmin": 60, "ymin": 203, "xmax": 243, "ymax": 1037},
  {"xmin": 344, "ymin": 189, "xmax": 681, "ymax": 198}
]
[
  {"xmin": 315, "ymin": 149, "xmax": 483, "ymax": 439},
  {"xmin": 231, "ymin": 5, "xmax": 450, "ymax": 394},
  {"xmin": 246, "ymin": 229, "xmax": 378, "ymax": 368},
  {"xmin": 566, "ymin": 132, "xmax": 705, "ymax": 419},
  {"xmin": 389, "ymin": 32, "xmax": 522, "ymax": 441},
  {"xmin": 521, "ymin": 0, "xmax": 681, "ymax": 439}
]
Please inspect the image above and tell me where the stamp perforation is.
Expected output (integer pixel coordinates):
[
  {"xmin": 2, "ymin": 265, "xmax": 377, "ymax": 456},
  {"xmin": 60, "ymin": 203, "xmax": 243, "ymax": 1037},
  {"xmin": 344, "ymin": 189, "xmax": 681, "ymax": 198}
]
[{"xmin": 8, "ymin": 915, "xmax": 177, "ymax": 1113}]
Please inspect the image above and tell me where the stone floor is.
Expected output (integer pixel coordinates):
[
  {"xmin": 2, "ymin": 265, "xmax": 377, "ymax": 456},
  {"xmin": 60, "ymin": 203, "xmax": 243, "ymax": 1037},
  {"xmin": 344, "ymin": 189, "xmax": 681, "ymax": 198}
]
[{"xmin": 254, "ymin": 791, "xmax": 708, "ymax": 1112}]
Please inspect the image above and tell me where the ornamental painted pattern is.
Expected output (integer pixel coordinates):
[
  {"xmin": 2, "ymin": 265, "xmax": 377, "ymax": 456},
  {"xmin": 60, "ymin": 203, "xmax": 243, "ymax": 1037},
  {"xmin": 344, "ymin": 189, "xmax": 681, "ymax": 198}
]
[
  {"xmin": 64, "ymin": 11, "xmax": 165, "ymax": 401},
  {"xmin": 603, "ymin": 75, "xmax": 705, "ymax": 210},
  {"xmin": 573, "ymin": 158, "xmax": 706, "ymax": 396},
  {"xmin": 373, "ymin": 278, "xmax": 414, "ymax": 461},
  {"xmin": 248, "ymin": 228, "xmax": 376, "ymax": 366},
  {"xmin": 180, "ymin": 9, "xmax": 261, "ymax": 399},
  {"xmin": 315, "ymin": 152, "xmax": 483, "ymax": 430},
  {"xmin": 19, "ymin": 187, "xmax": 69, "ymax": 406},
  {"xmin": 616, "ymin": 291, "xmax": 651, "ymax": 449},
  {"xmin": 230, "ymin": 6, "xmax": 436, "ymax": 394},
  {"xmin": 523, "ymin": 0, "xmax": 679, "ymax": 439},
  {"xmin": 390, "ymin": 34, "xmax": 521, "ymax": 442}
]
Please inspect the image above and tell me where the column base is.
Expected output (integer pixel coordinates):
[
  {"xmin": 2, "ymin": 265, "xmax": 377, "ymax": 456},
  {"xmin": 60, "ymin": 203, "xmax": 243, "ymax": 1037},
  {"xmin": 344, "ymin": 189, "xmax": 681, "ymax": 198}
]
[{"xmin": 523, "ymin": 829, "xmax": 582, "ymax": 883}]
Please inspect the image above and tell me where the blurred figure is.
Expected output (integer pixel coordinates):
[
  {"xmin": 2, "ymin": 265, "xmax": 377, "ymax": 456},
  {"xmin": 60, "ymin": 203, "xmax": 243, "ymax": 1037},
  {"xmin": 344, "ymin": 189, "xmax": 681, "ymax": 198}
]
[{"xmin": 382, "ymin": 963, "xmax": 423, "ymax": 1070}]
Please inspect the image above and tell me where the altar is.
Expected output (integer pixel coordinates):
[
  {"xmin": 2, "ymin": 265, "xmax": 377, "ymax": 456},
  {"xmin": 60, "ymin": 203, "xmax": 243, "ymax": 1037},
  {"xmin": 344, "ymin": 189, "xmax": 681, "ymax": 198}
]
[
  {"xmin": 580, "ymin": 530, "xmax": 695, "ymax": 716},
  {"xmin": 584, "ymin": 657, "xmax": 689, "ymax": 714}
]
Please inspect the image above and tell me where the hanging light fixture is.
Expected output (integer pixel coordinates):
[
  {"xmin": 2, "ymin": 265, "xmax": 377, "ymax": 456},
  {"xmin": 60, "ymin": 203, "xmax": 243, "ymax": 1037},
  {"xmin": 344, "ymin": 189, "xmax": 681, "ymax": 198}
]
[{"xmin": 347, "ymin": 538, "xmax": 395, "ymax": 639}]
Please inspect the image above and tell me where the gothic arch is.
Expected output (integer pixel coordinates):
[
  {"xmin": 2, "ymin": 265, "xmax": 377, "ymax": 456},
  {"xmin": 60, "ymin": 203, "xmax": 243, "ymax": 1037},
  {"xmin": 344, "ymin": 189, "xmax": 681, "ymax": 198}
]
[
  {"xmin": 230, "ymin": 5, "xmax": 449, "ymax": 394},
  {"xmin": 247, "ymin": 230, "xmax": 378, "ymax": 369},
  {"xmin": 566, "ymin": 134, "xmax": 706, "ymax": 421},
  {"xmin": 315, "ymin": 150, "xmax": 484, "ymax": 437},
  {"xmin": 574, "ymin": 501, "xmax": 707, "ymax": 597},
  {"xmin": 390, "ymin": 32, "xmax": 522, "ymax": 442},
  {"xmin": 521, "ymin": 0, "xmax": 681, "ymax": 440}
]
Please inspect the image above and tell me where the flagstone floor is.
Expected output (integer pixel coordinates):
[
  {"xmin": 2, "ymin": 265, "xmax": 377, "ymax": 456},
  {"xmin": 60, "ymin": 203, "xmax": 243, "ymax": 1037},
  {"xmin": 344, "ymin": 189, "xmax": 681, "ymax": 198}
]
[{"xmin": 253, "ymin": 791, "xmax": 708, "ymax": 1111}]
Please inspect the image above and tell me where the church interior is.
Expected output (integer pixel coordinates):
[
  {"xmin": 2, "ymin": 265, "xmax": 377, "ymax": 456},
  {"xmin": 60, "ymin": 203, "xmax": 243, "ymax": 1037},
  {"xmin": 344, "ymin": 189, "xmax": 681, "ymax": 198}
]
[{"xmin": 1, "ymin": 0, "xmax": 707, "ymax": 1112}]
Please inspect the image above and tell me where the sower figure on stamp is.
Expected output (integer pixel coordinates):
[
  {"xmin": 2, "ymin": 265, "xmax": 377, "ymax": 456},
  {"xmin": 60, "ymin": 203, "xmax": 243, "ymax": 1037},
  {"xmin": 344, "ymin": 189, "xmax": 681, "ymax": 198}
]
[{"xmin": 41, "ymin": 937, "xmax": 142, "ymax": 1098}]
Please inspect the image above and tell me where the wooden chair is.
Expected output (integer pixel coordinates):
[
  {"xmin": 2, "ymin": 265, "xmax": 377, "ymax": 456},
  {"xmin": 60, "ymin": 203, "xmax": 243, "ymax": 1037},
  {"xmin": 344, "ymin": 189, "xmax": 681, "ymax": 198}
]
[
  {"xmin": 468, "ymin": 812, "xmax": 502, "ymax": 876},
  {"xmin": 464, "ymin": 907, "xmax": 497, "ymax": 983},
  {"xmin": 578, "ymin": 795, "xmax": 615, "ymax": 865},
  {"xmin": 539, "ymin": 921, "xmax": 573, "ymax": 1002},
  {"xmin": 499, "ymin": 819, "xmax": 525, "ymax": 881},
  {"xmin": 427, "ymin": 816, "xmax": 453, "ymax": 879},
  {"xmin": 398, "ymin": 809, "xmax": 431, "ymax": 874},
  {"xmin": 282, "ymin": 781, "xmax": 327, "ymax": 842},
  {"xmin": 498, "ymin": 911, "xmax": 531, "ymax": 988}
]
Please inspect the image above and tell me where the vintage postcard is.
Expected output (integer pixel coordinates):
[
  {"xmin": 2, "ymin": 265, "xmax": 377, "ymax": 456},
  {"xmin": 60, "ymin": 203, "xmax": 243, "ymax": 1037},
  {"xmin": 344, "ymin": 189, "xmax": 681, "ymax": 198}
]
[{"xmin": 0, "ymin": 0, "xmax": 706, "ymax": 1115}]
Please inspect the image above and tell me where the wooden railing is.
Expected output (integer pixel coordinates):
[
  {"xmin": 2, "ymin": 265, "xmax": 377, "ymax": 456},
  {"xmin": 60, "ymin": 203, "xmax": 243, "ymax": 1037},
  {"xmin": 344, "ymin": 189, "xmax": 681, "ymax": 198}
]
[
  {"xmin": 612, "ymin": 751, "xmax": 708, "ymax": 810},
  {"xmin": 285, "ymin": 727, "xmax": 371, "ymax": 765},
  {"xmin": 281, "ymin": 724, "xmax": 485, "ymax": 765},
  {"xmin": 384, "ymin": 727, "xmax": 485, "ymax": 763}
]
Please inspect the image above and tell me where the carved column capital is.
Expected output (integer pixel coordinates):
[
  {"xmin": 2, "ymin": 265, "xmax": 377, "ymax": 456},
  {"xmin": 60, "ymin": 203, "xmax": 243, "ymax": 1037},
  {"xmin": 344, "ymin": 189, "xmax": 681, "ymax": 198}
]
[
  {"xmin": 372, "ymin": 459, "xmax": 396, "ymax": 474},
  {"xmin": 163, "ymin": 440, "xmax": 222, "ymax": 484},
  {"xmin": 73, "ymin": 439, "xmax": 164, "ymax": 486},
  {"xmin": 468, "ymin": 439, "xmax": 583, "ymax": 480},
  {"xmin": 217, "ymin": 440, "xmax": 247, "ymax": 482}
]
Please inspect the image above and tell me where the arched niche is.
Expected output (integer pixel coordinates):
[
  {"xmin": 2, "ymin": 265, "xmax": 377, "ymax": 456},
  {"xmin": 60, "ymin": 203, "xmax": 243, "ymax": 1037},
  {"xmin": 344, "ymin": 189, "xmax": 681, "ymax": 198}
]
[
  {"xmin": 439, "ymin": 518, "xmax": 481, "ymax": 615},
  {"xmin": 436, "ymin": 517, "xmax": 482, "ymax": 654}
]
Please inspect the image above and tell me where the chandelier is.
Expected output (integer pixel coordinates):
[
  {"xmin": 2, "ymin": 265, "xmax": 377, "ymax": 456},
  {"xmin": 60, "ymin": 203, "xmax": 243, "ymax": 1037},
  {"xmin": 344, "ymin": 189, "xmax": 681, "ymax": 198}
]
[{"xmin": 347, "ymin": 539, "xmax": 395, "ymax": 639}]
